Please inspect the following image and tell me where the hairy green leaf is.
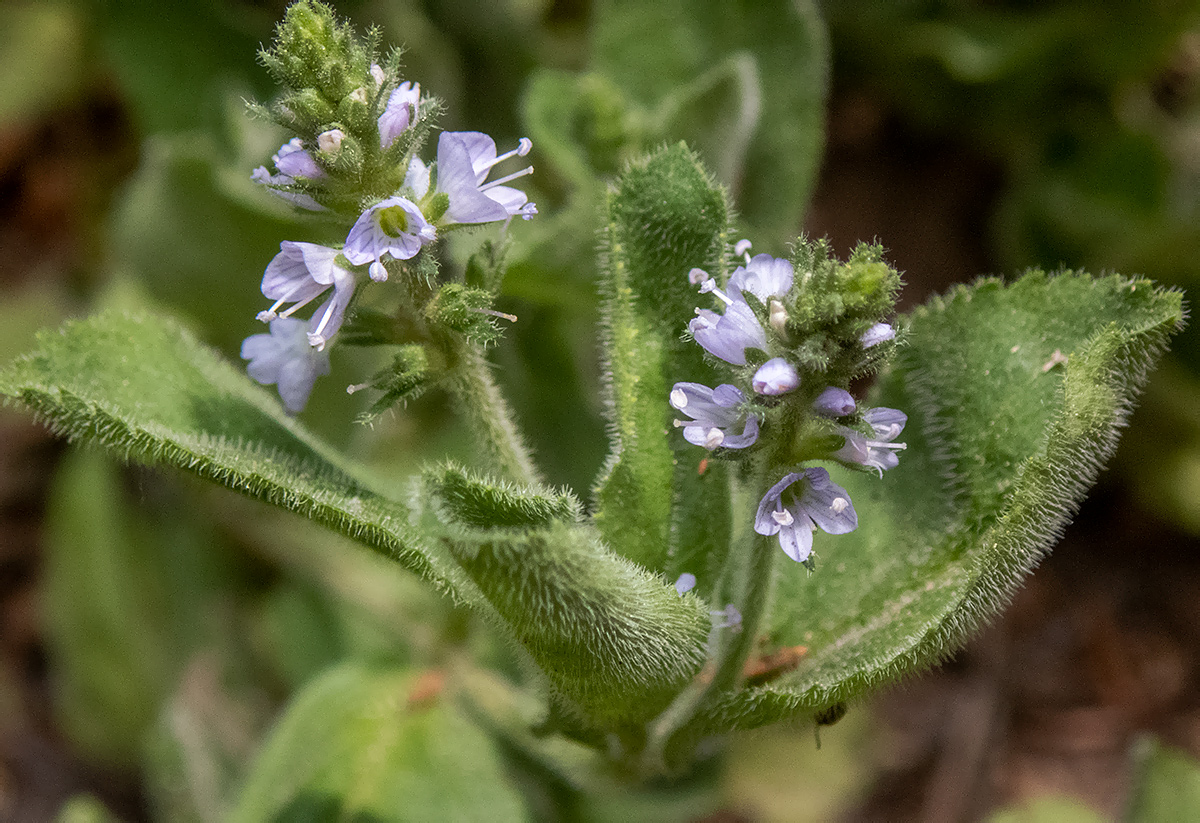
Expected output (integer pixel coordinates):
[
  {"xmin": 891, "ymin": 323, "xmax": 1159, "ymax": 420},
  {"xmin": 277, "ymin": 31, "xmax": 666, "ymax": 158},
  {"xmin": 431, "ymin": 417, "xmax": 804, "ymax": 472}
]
[
  {"xmin": 422, "ymin": 470, "xmax": 709, "ymax": 726},
  {"xmin": 707, "ymin": 272, "xmax": 1183, "ymax": 728},
  {"xmin": 230, "ymin": 665, "xmax": 529, "ymax": 823},
  {"xmin": 593, "ymin": 144, "xmax": 733, "ymax": 587},
  {"xmin": 1, "ymin": 309, "xmax": 451, "ymax": 592}
]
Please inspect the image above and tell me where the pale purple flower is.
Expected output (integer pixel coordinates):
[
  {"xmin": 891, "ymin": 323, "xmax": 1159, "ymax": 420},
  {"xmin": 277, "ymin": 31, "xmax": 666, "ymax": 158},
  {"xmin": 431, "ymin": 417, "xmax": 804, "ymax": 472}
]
[
  {"xmin": 256, "ymin": 242, "xmax": 356, "ymax": 350},
  {"xmin": 689, "ymin": 301, "xmax": 767, "ymax": 365},
  {"xmin": 727, "ymin": 254, "xmax": 794, "ymax": 303},
  {"xmin": 752, "ymin": 358, "xmax": 799, "ymax": 395},
  {"xmin": 435, "ymin": 131, "xmax": 537, "ymax": 223},
  {"xmin": 405, "ymin": 156, "xmax": 431, "ymax": 198},
  {"xmin": 242, "ymin": 317, "xmax": 331, "ymax": 414},
  {"xmin": 343, "ymin": 196, "xmax": 436, "ymax": 266},
  {"xmin": 813, "ymin": 387, "xmax": 856, "ymax": 418},
  {"xmin": 378, "ymin": 81, "xmax": 420, "ymax": 148},
  {"xmin": 710, "ymin": 604, "xmax": 743, "ymax": 631},
  {"xmin": 675, "ymin": 573, "xmax": 697, "ymax": 596},
  {"xmin": 669, "ymin": 382, "xmax": 760, "ymax": 450},
  {"xmin": 754, "ymin": 468, "xmax": 858, "ymax": 563},
  {"xmin": 862, "ymin": 322, "xmax": 895, "ymax": 348},
  {"xmin": 251, "ymin": 137, "xmax": 326, "ymax": 211},
  {"xmin": 833, "ymin": 407, "xmax": 908, "ymax": 475}
]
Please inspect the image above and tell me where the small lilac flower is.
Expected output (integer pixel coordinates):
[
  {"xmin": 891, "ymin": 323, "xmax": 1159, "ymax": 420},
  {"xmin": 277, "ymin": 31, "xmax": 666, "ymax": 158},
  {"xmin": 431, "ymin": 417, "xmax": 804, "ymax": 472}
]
[
  {"xmin": 378, "ymin": 81, "xmax": 420, "ymax": 148},
  {"xmin": 833, "ymin": 407, "xmax": 908, "ymax": 475},
  {"xmin": 405, "ymin": 156, "xmax": 431, "ymax": 197},
  {"xmin": 242, "ymin": 317, "xmax": 331, "ymax": 414},
  {"xmin": 710, "ymin": 604, "xmax": 743, "ymax": 631},
  {"xmin": 813, "ymin": 387, "xmax": 856, "ymax": 418},
  {"xmin": 435, "ymin": 131, "xmax": 537, "ymax": 223},
  {"xmin": 862, "ymin": 322, "xmax": 895, "ymax": 348},
  {"xmin": 752, "ymin": 358, "xmax": 799, "ymax": 396},
  {"xmin": 689, "ymin": 301, "xmax": 767, "ymax": 366},
  {"xmin": 343, "ymin": 196, "xmax": 436, "ymax": 266},
  {"xmin": 669, "ymin": 382, "xmax": 760, "ymax": 450},
  {"xmin": 727, "ymin": 254, "xmax": 794, "ymax": 303},
  {"xmin": 675, "ymin": 573, "xmax": 697, "ymax": 596},
  {"xmin": 755, "ymin": 468, "xmax": 858, "ymax": 563},
  {"xmin": 251, "ymin": 138, "xmax": 326, "ymax": 211},
  {"xmin": 257, "ymin": 242, "xmax": 356, "ymax": 350},
  {"xmin": 273, "ymin": 138, "xmax": 325, "ymax": 179}
]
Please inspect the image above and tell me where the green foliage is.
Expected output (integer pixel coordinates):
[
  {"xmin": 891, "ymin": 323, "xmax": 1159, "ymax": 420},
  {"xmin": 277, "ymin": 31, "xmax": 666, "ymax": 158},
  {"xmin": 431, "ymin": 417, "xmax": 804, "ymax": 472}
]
[
  {"xmin": 422, "ymin": 467, "xmax": 709, "ymax": 726},
  {"xmin": 0, "ymin": 309, "xmax": 446, "ymax": 589},
  {"xmin": 593, "ymin": 0, "xmax": 828, "ymax": 241},
  {"xmin": 702, "ymin": 273, "xmax": 1182, "ymax": 730},
  {"xmin": 43, "ymin": 449, "xmax": 237, "ymax": 766},
  {"xmin": 230, "ymin": 664, "xmax": 530, "ymax": 823},
  {"xmin": 1127, "ymin": 738, "xmax": 1200, "ymax": 822},
  {"xmin": 593, "ymin": 143, "xmax": 733, "ymax": 582}
]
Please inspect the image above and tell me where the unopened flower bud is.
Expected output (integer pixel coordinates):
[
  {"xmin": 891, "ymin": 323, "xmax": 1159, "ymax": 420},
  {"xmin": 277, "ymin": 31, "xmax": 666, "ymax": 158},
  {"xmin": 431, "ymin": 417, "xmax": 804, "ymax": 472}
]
[{"xmin": 318, "ymin": 128, "xmax": 344, "ymax": 153}]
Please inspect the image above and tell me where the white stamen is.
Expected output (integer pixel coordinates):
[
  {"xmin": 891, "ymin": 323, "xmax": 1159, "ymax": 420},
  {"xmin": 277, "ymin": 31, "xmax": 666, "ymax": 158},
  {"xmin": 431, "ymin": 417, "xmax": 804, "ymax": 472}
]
[
  {"xmin": 347, "ymin": 382, "xmax": 370, "ymax": 394},
  {"xmin": 830, "ymin": 497, "xmax": 849, "ymax": 513},
  {"xmin": 480, "ymin": 165, "xmax": 534, "ymax": 191},
  {"xmin": 670, "ymin": 388, "xmax": 688, "ymax": 409},
  {"xmin": 703, "ymin": 428, "xmax": 725, "ymax": 450},
  {"xmin": 772, "ymin": 509, "xmax": 795, "ymax": 526},
  {"xmin": 256, "ymin": 310, "xmax": 277, "ymax": 323},
  {"xmin": 688, "ymin": 267, "xmax": 708, "ymax": 285},
  {"xmin": 734, "ymin": 239, "xmax": 752, "ymax": 257},
  {"xmin": 517, "ymin": 137, "xmax": 533, "ymax": 156},
  {"xmin": 673, "ymin": 418, "xmax": 686, "ymax": 428},
  {"xmin": 307, "ymin": 333, "xmax": 328, "ymax": 351},
  {"xmin": 698, "ymin": 279, "xmax": 733, "ymax": 306}
]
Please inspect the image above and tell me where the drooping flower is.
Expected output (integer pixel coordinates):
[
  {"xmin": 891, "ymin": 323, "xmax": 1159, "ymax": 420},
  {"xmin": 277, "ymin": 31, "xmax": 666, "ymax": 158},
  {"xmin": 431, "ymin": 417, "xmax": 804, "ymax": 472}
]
[
  {"xmin": 833, "ymin": 407, "xmax": 908, "ymax": 475},
  {"xmin": 242, "ymin": 317, "xmax": 331, "ymax": 414},
  {"xmin": 251, "ymin": 137, "xmax": 326, "ymax": 211},
  {"xmin": 727, "ymin": 254, "xmax": 794, "ymax": 303},
  {"xmin": 754, "ymin": 468, "xmax": 858, "ymax": 563},
  {"xmin": 752, "ymin": 358, "xmax": 799, "ymax": 396},
  {"xmin": 669, "ymin": 382, "xmax": 760, "ymax": 450},
  {"xmin": 343, "ymin": 196, "xmax": 436, "ymax": 266},
  {"xmin": 812, "ymin": 387, "xmax": 856, "ymax": 418},
  {"xmin": 862, "ymin": 322, "xmax": 895, "ymax": 348},
  {"xmin": 433, "ymin": 131, "xmax": 537, "ymax": 224},
  {"xmin": 378, "ymin": 81, "xmax": 420, "ymax": 148},
  {"xmin": 256, "ymin": 242, "xmax": 356, "ymax": 351}
]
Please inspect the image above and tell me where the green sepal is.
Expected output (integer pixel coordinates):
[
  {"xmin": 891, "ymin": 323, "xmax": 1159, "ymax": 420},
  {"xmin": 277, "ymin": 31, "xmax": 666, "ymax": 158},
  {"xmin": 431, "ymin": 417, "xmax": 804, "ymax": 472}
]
[
  {"xmin": 465, "ymin": 238, "xmax": 511, "ymax": 293},
  {"xmin": 692, "ymin": 272, "xmax": 1182, "ymax": 731},
  {"xmin": 425, "ymin": 463, "xmax": 581, "ymax": 531},
  {"xmin": 593, "ymin": 143, "xmax": 732, "ymax": 579},
  {"xmin": 426, "ymin": 283, "xmax": 505, "ymax": 348},
  {"xmin": 356, "ymin": 344, "xmax": 435, "ymax": 423}
]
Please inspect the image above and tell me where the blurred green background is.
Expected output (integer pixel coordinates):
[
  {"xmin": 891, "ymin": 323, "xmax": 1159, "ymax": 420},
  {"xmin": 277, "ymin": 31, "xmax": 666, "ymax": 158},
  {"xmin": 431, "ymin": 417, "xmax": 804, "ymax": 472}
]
[{"xmin": 3, "ymin": 0, "xmax": 1200, "ymax": 820}]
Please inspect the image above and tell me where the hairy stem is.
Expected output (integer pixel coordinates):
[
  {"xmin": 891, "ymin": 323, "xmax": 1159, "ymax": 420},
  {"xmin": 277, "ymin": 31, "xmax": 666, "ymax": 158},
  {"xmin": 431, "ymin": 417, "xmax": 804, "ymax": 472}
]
[{"xmin": 446, "ymin": 340, "xmax": 541, "ymax": 487}]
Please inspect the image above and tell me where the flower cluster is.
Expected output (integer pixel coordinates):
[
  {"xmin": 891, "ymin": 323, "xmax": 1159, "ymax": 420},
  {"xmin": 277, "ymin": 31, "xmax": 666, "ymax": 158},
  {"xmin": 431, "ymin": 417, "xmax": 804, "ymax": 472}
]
[
  {"xmin": 242, "ymin": 51, "xmax": 535, "ymax": 413},
  {"xmin": 669, "ymin": 240, "xmax": 906, "ymax": 565}
]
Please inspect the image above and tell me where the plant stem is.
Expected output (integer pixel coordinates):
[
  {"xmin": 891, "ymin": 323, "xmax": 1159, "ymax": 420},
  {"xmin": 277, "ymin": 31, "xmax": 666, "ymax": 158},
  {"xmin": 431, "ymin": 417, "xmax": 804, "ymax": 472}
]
[
  {"xmin": 640, "ymin": 466, "xmax": 775, "ymax": 773},
  {"xmin": 446, "ymin": 339, "xmax": 541, "ymax": 487}
]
